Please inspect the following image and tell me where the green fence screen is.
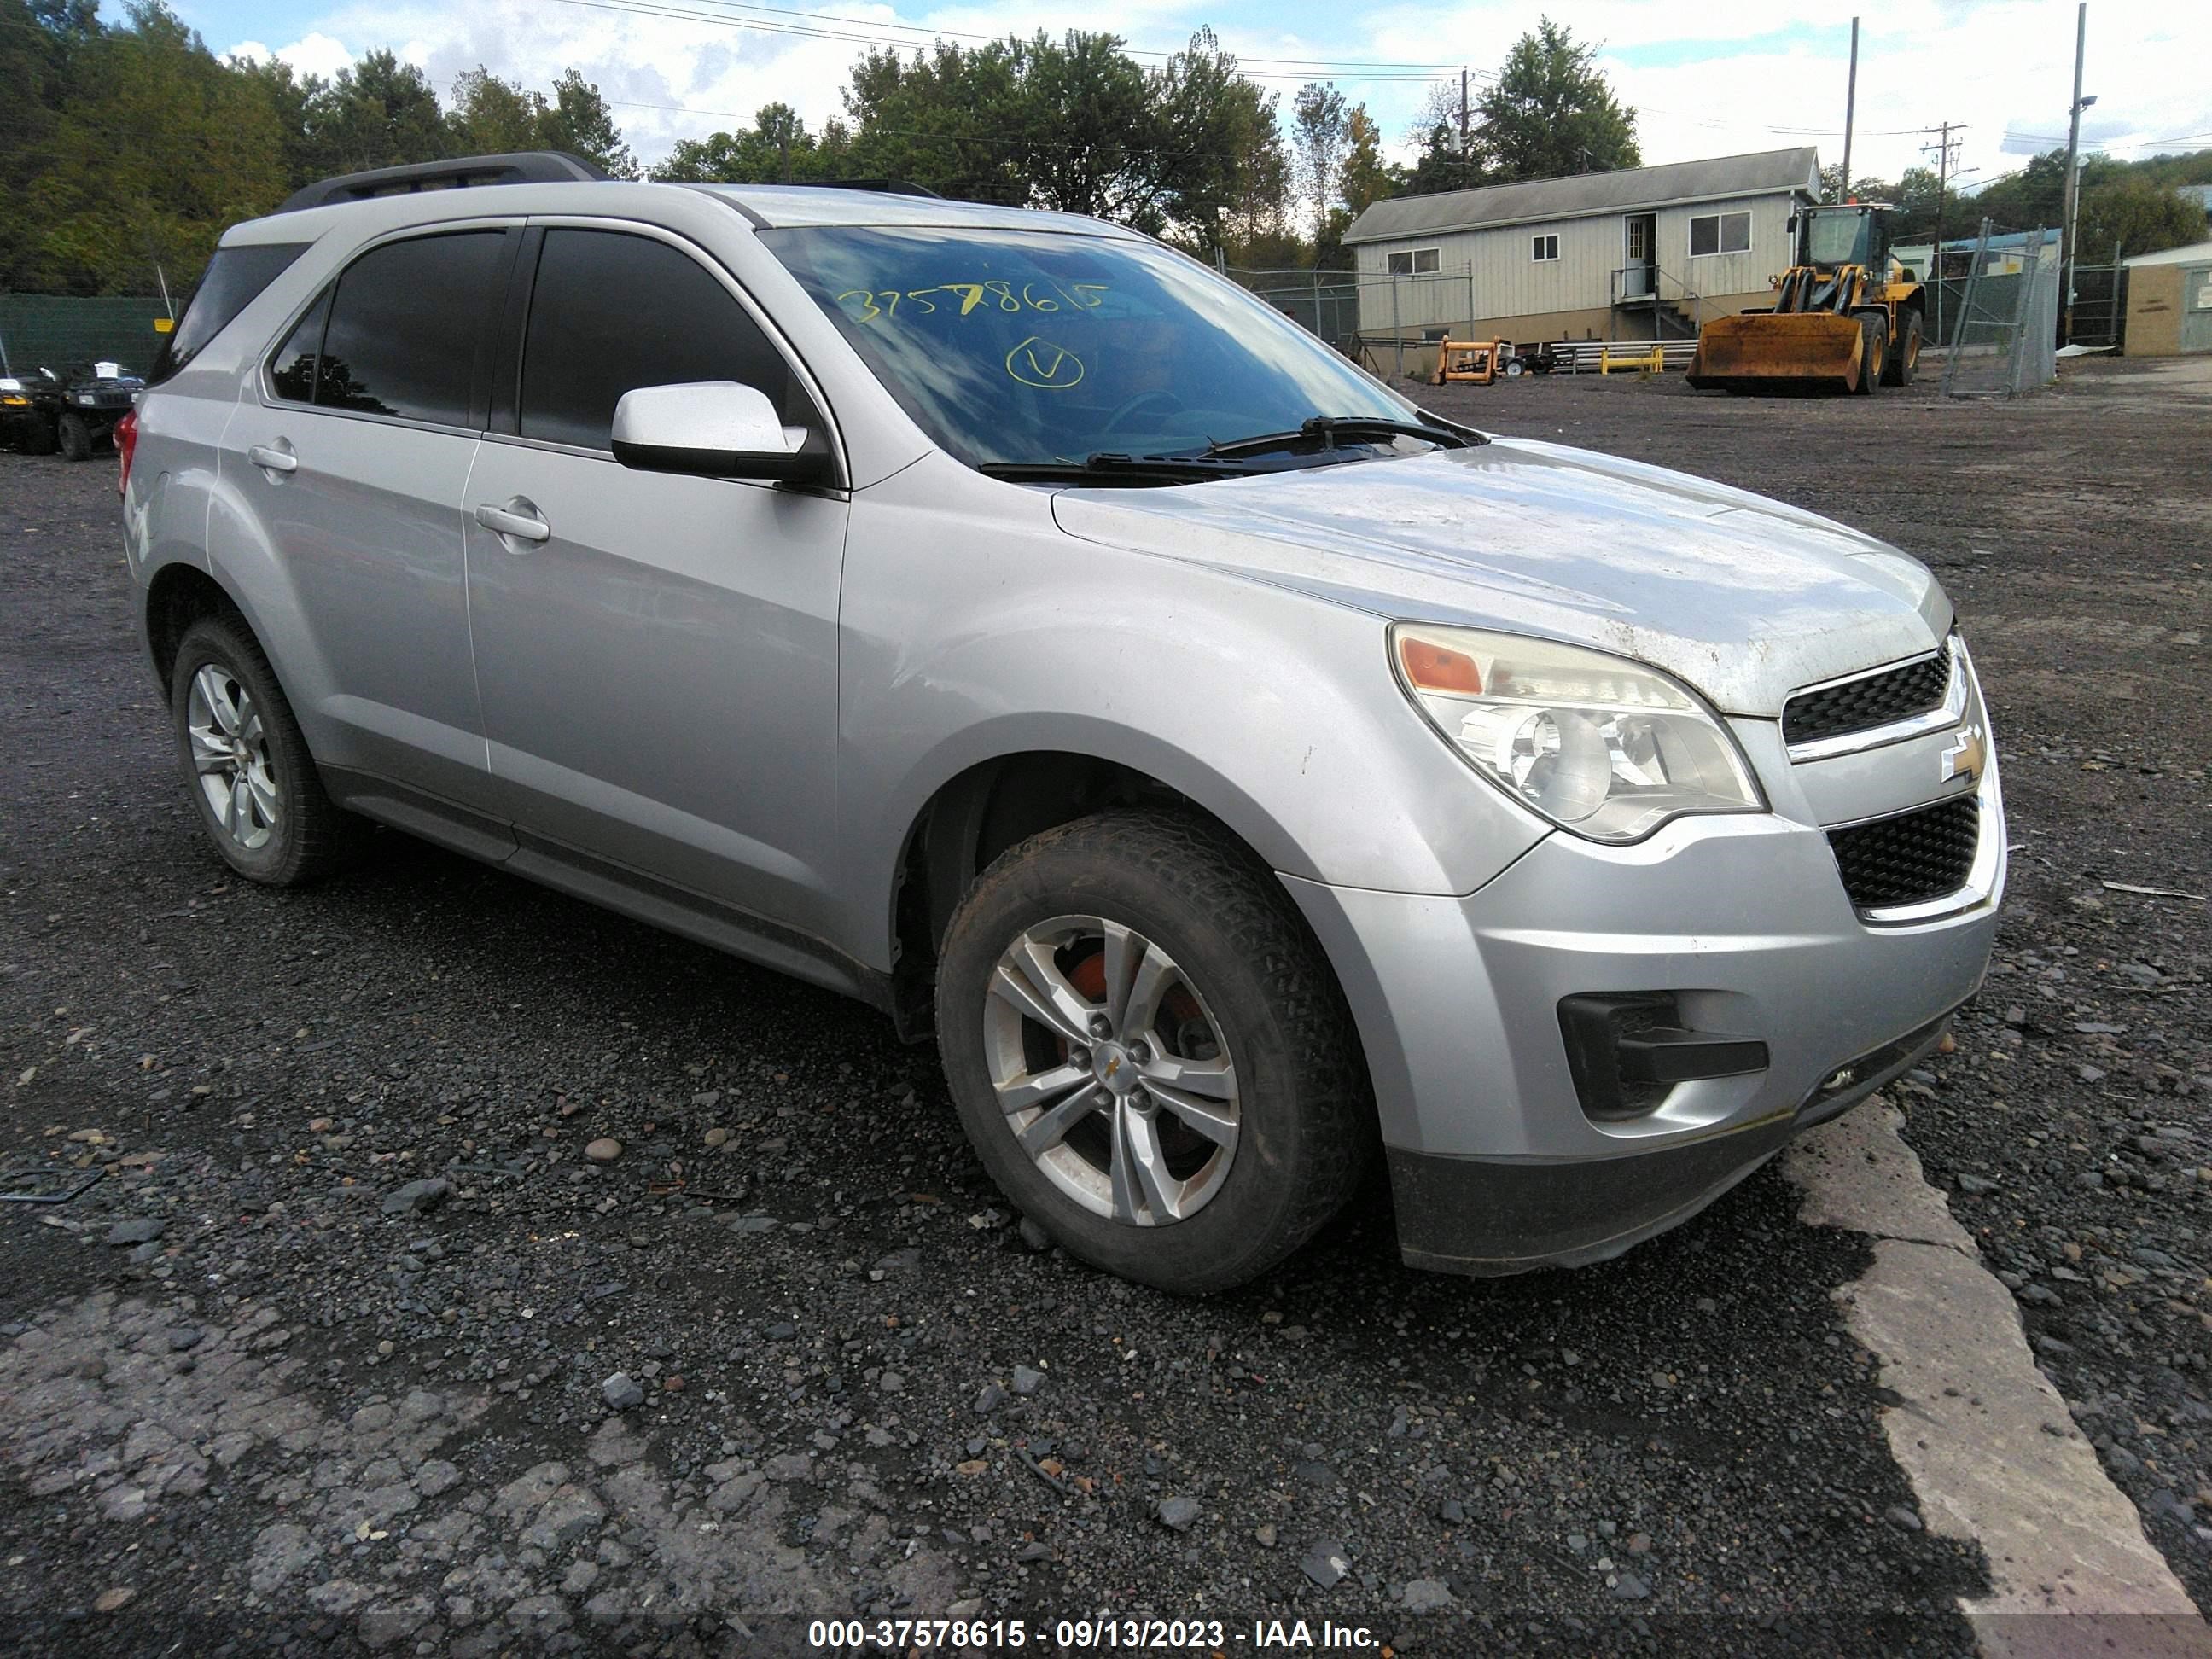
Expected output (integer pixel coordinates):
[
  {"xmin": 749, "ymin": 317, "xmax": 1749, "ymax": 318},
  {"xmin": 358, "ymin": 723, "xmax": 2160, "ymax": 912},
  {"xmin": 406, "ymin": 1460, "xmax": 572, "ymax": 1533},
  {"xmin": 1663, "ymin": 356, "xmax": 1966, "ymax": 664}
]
[{"xmin": 0, "ymin": 295, "xmax": 172, "ymax": 379}]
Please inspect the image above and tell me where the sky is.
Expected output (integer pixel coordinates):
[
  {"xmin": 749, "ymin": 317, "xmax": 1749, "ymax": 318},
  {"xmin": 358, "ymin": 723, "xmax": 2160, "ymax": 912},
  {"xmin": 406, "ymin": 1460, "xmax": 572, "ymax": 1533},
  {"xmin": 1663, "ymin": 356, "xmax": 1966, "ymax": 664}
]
[{"xmin": 167, "ymin": 0, "xmax": 2212, "ymax": 190}]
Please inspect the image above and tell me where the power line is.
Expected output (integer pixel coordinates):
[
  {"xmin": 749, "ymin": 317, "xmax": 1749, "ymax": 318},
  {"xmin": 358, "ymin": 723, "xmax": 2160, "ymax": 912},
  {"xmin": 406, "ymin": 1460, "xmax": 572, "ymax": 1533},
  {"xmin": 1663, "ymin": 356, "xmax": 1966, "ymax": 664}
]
[
  {"xmin": 647, "ymin": 0, "xmax": 1464, "ymax": 69},
  {"xmin": 510, "ymin": 0, "xmax": 1458, "ymax": 80}
]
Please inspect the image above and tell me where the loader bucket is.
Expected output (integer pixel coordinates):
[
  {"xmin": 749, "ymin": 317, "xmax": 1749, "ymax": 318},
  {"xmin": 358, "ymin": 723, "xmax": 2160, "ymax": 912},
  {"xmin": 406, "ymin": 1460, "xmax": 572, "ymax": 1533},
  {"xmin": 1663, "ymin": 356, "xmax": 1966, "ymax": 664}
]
[{"xmin": 1686, "ymin": 311, "xmax": 1869, "ymax": 394}]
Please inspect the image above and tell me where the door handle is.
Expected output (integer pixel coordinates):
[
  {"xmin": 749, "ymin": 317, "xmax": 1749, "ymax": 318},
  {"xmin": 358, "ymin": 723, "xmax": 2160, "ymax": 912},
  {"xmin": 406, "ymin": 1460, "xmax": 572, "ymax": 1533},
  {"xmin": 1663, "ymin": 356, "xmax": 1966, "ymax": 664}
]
[
  {"xmin": 247, "ymin": 441, "xmax": 296, "ymax": 476},
  {"xmin": 474, "ymin": 498, "xmax": 551, "ymax": 546}
]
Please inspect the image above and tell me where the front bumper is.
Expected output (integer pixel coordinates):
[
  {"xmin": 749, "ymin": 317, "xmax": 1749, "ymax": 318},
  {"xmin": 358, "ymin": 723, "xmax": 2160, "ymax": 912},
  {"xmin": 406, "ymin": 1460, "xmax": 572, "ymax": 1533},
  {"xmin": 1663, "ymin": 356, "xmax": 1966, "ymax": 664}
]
[{"xmin": 1284, "ymin": 748, "xmax": 2004, "ymax": 1276}]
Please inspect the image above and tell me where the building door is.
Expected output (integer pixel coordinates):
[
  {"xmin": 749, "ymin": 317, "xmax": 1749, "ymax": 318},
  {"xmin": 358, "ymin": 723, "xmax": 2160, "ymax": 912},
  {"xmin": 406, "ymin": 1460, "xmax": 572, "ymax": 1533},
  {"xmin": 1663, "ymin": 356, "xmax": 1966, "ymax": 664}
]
[
  {"xmin": 2184, "ymin": 265, "xmax": 2212, "ymax": 353},
  {"xmin": 1622, "ymin": 215, "xmax": 1656, "ymax": 300}
]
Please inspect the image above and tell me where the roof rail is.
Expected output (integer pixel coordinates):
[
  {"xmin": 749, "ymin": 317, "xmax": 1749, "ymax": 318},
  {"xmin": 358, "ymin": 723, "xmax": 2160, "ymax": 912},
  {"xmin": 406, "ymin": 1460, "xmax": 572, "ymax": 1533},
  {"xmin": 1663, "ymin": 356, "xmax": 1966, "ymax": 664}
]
[
  {"xmin": 275, "ymin": 151, "xmax": 611, "ymax": 215},
  {"xmin": 807, "ymin": 178, "xmax": 945, "ymax": 199}
]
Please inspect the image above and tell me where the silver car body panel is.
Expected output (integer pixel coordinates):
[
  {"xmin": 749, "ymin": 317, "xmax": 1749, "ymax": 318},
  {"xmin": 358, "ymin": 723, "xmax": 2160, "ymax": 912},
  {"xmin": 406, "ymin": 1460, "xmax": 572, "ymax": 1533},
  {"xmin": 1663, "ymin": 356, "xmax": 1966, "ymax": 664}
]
[
  {"xmin": 124, "ymin": 178, "xmax": 2008, "ymax": 1274},
  {"xmin": 1051, "ymin": 439, "xmax": 1951, "ymax": 718}
]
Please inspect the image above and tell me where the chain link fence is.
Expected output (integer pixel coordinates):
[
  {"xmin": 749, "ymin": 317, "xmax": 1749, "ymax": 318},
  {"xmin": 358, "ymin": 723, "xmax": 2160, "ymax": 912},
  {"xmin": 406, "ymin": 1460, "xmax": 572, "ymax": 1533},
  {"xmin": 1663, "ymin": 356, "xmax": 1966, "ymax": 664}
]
[
  {"xmin": 1939, "ymin": 222, "xmax": 2060, "ymax": 399},
  {"xmin": 0, "ymin": 295, "xmax": 172, "ymax": 378},
  {"xmin": 1225, "ymin": 265, "xmax": 1481, "ymax": 378}
]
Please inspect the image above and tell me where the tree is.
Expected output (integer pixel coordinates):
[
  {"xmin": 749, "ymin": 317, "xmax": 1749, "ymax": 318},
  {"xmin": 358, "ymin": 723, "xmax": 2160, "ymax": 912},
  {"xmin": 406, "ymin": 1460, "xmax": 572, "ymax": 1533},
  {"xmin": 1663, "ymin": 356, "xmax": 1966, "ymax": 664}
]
[
  {"xmin": 1403, "ymin": 122, "xmax": 1483, "ymax": 195},
  {"xmin": 654, "ymin": 102, "xmax": 842, "ymax": 183},
  {"xmin": 841, "ymin": 39, "xmax": 1034, "ymax": 205},
  {"xmin": 0, "ymin": 0, "xmax": 103, "ymax": 287},
  {"xmin": 1474, "ymin": 17, "xmax": 1639, "ymax": 183},
  {"xmin": 540, "ymin": 68, "xmax": 636, "ymax": 178},
  {"xmin": 2077, "ymin": 178, "xmax": 2203, "ymax": 262},
  {"xmin": 302, "ymin": 49, "xmax": 446, "ymax": 177},
  {"xmin": 839, "ymin": 29, "xmax": 1287, "ymax": 241},
  {"xmin": 1149, "ymin": 30, "xmax": 1282, "ymax": 254},
  {"xmin": 1289, "ymin": 82, "xmax": 1346, "ymax": 248},
  {"xmin": 27, "ymin": 3, "xmax": 286, "ymax": 294},
  {"xmin": 447, "ymin": 66, "xmax": 543, "ymax": 155},
  {"xmin": 1338, "ymin": 105, "xmax": 1400, "ymax": 218},
  {"xmin": 232, "ymin": 53, "xmax": 324, "ymax": 193}
]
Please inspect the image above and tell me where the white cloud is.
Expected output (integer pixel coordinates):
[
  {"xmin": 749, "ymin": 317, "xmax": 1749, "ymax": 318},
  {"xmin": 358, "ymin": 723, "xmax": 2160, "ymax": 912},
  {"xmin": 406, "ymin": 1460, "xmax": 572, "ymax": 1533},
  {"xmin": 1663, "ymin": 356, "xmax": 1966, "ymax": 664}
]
[{"xmin": 225, "ymin": 29, "xmax": 363, "ymax": 81}]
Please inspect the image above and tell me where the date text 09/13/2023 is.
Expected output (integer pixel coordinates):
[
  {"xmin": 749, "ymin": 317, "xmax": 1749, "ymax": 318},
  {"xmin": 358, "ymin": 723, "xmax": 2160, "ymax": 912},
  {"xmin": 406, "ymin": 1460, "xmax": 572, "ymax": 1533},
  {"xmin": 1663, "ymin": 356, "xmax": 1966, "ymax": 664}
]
[{"xmin": 806, "ymin": 1616, "xmax": 1385, "ymax": 1651}]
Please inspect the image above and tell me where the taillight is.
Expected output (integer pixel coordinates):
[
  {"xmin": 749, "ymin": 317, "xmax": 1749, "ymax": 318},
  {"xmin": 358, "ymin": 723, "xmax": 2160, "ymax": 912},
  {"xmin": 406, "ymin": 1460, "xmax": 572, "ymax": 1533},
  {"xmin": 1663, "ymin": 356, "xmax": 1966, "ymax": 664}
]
[{"xmin": 115, "ymin": 408, "xmax": 138, "ymax": 498}]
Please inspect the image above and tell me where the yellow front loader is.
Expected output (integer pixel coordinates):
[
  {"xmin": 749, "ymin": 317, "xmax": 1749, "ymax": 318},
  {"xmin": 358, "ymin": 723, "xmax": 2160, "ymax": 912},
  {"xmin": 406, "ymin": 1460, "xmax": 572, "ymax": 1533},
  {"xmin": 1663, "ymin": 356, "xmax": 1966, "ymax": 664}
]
[{"xmin": 1688, "ymin": 203, "xmax": 1926, "ymax": 395}]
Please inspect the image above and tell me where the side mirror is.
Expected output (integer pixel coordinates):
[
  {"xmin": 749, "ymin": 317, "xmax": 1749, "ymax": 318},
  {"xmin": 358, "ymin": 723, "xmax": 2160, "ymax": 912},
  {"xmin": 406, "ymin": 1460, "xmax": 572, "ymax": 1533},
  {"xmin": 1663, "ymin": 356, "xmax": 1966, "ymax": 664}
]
[
  {"xmin": 1785, "ymin": 214, "xmax": 1798, "ymax": 235},
  {"xmin": 610, "ymin": 381, "xmax": 835, "ymax": 486}
]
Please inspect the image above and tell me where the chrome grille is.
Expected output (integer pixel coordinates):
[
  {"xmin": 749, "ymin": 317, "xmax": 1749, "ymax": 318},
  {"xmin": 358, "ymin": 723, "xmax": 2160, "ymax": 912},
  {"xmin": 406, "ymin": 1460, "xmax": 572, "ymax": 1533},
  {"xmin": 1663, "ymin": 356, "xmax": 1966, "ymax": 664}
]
[{"xmin": 1784, "ymin": 652, "xmax": 1952, "ymax": 748}]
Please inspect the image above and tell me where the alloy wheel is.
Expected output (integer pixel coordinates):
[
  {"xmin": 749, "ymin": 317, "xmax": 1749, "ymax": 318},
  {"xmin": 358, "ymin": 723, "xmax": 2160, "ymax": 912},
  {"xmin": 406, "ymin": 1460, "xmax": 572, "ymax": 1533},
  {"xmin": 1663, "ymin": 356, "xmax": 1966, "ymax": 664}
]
[
  {"xmin": 983, "ymin": 915, "xmax": 1240, "ymax": 1226},
  {"xmin": 186, "ymin": 662, "xmax": 280, "ymax": 851}
]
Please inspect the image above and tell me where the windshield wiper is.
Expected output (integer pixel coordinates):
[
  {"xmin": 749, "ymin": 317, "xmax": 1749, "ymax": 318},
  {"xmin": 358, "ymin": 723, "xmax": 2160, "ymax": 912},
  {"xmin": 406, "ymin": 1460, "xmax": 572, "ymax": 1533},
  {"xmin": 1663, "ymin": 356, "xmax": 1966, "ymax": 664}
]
[
  {"xmin": 978, "ymin": 452, "xmax": 1254, "ymax": 487},
  {"xmin": 1203, "ymin": 414, "xmax": 1477, "ymax": 461}
]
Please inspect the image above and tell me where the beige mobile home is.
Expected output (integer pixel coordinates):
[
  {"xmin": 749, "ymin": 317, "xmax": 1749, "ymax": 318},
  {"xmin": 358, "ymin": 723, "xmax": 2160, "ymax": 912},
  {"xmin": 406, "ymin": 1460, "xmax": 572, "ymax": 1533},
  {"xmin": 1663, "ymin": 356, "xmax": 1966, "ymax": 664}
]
[{"xmin": 1343, "ymin": 148, "xmax": 1821, "ymax": 351}]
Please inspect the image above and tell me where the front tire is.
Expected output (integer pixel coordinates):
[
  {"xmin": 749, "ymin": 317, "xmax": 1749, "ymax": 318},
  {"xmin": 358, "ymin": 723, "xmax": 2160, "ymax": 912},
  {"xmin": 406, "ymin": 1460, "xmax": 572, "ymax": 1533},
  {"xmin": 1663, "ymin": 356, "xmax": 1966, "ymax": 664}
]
[
  {"xmin": 1854, "ymin": 317, "xmax": 1888, "ymax": 395},
  {"xmin": 936, "ymin": 811, "xmax": 1371, "ymax": 1294},
  {"xmin": 56, "ymin": 412, "xmax": 91, "ymax": 461},
  {"xmin": 1885, "ymin": 310, "xmax": 1924, "ymax": 387},
  {"xmin": 170, "ymin": 614, "xmax": 360, "ymax": 886}
]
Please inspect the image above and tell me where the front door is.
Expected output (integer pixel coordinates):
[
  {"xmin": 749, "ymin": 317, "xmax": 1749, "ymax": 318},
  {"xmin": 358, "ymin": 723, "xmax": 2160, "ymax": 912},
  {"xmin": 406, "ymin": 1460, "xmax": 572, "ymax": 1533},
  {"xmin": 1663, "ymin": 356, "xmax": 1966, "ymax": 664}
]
[
  {"xmin": 462, "ymin": 224, "xmax": 849, "ymax": 940},
  {"xmin": 1622, "ymin": 215, "xmax": 1656, "ymax": 300},
  {"xmin": 2184, "ymin": 265, "xmax": 2212, "ymax": 354},
  {"xmin": 237, "ymin": 227, "xmax": 512, "ymax": 810}
]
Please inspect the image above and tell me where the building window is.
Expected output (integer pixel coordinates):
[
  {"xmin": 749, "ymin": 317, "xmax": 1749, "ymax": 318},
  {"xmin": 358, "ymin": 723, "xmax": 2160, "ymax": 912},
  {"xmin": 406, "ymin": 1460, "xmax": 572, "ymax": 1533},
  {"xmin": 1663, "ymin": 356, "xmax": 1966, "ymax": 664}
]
[
  {"xmin": 1530, "ymin": 234, "xmax": 1560, "ymax": 262},
  {"xmin": 1386, "ymin": 247, "xmax": 1441, "ymax": 276},
  {"xmin": 1689, "ymin": 211, "xmax": 1753, "ymax": 258}
]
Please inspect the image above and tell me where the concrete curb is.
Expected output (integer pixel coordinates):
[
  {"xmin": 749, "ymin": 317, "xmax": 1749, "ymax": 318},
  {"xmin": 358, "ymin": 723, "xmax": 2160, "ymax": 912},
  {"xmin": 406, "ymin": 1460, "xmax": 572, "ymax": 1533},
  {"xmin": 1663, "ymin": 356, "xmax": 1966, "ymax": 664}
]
[{"xmin": 1785, "ymin": 1100, "xmax": 2212, "ymax": 1657}]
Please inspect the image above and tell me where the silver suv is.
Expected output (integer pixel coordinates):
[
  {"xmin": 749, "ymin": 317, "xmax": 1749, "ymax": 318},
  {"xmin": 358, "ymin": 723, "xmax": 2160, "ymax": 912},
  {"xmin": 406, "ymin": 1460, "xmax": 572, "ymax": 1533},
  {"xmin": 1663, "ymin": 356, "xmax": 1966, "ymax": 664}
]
[{"xmin": 122, "ymin": 153, "xmax": 2004, "ymax": 1294}]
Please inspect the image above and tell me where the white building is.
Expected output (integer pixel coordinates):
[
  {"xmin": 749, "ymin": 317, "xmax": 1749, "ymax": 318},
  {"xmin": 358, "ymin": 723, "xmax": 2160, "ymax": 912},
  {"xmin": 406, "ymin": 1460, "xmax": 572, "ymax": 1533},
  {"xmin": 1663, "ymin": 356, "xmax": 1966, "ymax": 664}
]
[{"xmin": 1342, "ymin": 147, "xmax": 1821, "ymax": 348}]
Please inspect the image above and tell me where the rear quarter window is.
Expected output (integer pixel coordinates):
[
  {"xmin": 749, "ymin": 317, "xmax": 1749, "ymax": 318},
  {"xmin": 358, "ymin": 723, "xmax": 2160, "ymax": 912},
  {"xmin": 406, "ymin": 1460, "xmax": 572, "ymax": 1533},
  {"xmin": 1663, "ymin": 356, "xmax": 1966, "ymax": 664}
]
[{"xmin": 151, "ymin": 242, "xmax": 311, "ymax": 384}]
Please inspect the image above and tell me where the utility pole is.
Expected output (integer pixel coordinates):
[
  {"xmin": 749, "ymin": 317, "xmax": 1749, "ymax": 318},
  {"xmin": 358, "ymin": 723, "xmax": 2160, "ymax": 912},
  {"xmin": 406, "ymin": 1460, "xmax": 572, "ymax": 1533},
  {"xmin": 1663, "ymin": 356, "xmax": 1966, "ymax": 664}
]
[
  {"xmin": 2058, "ymin": 3, "xmax": 2090, "ymax": 343},
  {"xmin": 1921, "ymin": 121, "xmax": 1965, "ymax": 346},
  {"xmin": 1840, "ymin": 17, "xmax": 1860, "ymax": 198},
  {"xmin": 1458, "ymin": 67, "xmax": 1470, "ymax": 184}
]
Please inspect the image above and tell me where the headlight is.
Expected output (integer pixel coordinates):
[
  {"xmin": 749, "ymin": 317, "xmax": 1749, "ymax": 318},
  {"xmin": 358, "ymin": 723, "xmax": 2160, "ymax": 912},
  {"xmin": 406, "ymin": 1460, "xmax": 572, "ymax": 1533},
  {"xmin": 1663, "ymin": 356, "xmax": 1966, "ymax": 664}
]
[{"xmin": 1391, "ymin": 623, "xmax": 1765, "ymax": 843}]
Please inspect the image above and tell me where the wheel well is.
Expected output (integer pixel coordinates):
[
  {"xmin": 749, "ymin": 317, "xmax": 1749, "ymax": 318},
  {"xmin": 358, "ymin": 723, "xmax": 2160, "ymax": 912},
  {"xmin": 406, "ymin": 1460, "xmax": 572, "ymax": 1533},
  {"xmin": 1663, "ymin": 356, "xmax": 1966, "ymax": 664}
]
[
  {"xmin": 144, "ymin": 565, "xmax": 243, "ymax": 702},
  {"xmin": 888, "ymin": 754, "xmax": 1237, "ymax": 1039}
]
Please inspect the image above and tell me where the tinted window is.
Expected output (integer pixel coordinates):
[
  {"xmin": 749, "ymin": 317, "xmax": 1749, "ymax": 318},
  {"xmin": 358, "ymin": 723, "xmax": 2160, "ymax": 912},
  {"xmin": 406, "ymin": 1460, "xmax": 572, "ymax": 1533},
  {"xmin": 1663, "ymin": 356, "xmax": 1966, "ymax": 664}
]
[
  {"xmin": 520, "ymin": 230, "xmax": 795, "ymax": 450},
  {"xmin": 318, "ymin": 231, "xmax": 507, "ymax": 425},
  {"xmin": 269, "ymin": 289, "xmax": 330, "ymax": 405},
  {"xmin": 153, "ymin": 242, "xmax": 310, "ymax": 384}
]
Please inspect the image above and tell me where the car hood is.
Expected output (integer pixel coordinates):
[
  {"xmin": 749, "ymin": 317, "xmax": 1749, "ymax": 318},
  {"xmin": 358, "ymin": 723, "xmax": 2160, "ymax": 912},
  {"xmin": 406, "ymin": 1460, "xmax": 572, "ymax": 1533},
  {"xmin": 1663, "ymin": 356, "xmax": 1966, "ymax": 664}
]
[{"xmin": 1049, "ymin": 438, "xmax": 1951, "ymax": 718}]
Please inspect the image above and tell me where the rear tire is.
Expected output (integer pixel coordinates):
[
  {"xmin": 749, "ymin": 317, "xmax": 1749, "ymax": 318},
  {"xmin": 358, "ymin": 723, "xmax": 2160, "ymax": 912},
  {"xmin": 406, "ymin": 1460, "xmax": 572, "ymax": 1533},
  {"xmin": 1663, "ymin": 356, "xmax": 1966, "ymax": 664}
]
[
  {"xmin": 935, "ymin": 810, "xmax": 1371, "ymax": 1294},
  {"xmin": 170, "ymin": 614, "xmax": 363, "ymax": 887},
  {"xmin": 1885, "ymin": 310, "xmax": 1924, "ymax": 387},
  {"xmin": 56, "ymin": 412, "xmax": 91, "ymax": 461},
  {"xmin": 23, "ymin": 416, "xmax": 58, "ymax": 456}
]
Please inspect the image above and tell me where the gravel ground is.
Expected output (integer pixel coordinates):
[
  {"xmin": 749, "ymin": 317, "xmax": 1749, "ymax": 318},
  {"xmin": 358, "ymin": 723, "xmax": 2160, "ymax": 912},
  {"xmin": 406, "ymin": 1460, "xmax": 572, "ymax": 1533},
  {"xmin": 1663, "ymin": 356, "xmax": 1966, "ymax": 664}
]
[{"xmin": 3, "ymin": 355, "xmax": 2203, "ymax": 1655}]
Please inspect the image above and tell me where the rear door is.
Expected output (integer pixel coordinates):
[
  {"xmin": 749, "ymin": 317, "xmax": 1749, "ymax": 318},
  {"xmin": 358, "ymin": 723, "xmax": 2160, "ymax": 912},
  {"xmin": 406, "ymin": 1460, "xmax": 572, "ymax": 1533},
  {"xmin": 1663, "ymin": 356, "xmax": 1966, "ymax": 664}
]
[
  {"xmin": 235, "ymin": 225, "xmax": 515, "ymax": 811},
  {"xmin": 461, "ymin": 223, "xmax": 849, "ymax": 940}
]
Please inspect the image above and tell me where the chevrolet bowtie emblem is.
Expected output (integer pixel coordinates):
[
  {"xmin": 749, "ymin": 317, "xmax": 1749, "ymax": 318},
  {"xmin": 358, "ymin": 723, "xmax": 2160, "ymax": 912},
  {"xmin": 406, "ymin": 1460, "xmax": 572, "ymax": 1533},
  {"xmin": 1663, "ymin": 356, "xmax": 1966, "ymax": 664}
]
[{"xmin": 1940, "ymin": 724, "xmax": 1986, "ymax": 785}]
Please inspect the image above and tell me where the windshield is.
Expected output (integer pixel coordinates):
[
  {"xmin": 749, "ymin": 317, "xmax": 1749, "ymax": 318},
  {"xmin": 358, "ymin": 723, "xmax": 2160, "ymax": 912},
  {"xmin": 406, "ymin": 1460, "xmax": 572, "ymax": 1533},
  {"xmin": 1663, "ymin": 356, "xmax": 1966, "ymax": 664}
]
[
  {"xmin": 1804, "ymin": 211, "xmax": 1873, "ymax": 268},
  {"xmin": 761, "ymin": 224, "xmax": 1417, "ymax": 469}
]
